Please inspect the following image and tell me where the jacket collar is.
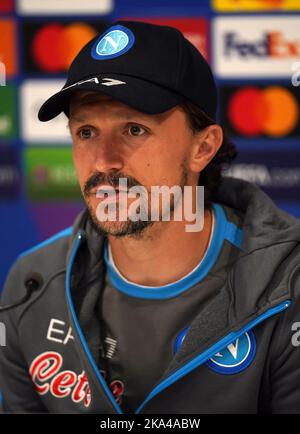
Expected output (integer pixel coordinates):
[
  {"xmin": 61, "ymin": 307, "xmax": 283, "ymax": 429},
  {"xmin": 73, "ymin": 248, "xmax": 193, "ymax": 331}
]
[{"xmin": 66, "ymin": 176, "xmax": 300, "ymax": 370}]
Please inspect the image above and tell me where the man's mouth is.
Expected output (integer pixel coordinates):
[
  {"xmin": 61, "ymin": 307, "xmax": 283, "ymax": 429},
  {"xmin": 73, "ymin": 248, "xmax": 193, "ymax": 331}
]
[
  {"xmin": 88, "ymin": 184, "xmax": 130, "ymax": 202},
  {"xmin": 99, "ymin": 184, "xmax": 128, "ymax": 192}
]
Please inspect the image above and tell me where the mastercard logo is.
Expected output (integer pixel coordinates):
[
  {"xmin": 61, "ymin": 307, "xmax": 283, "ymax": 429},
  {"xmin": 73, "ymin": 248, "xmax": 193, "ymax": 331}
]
[
  {"xmin": 122, "ymin": 17, "xmax": 209, "ymax": 59},
  {"xmin": 0, "ymin": 0, "xmax": 13, "ymax": 13},
  {"xmin": 226, "ymin": 86, "xmax": 299, "ymax": 137},
  {"xmin": 30, "ymin": 22, "xmax": 97, "ymax": 73},
  {"xmin": 0, "ymin": 19, "xmax": 17, "ymax": 78}
]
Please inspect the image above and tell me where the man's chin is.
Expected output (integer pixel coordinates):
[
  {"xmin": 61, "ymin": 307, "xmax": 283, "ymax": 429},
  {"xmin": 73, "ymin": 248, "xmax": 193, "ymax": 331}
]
[{"xmin": 88, "ymin": 213, "xmax": 153, "ymax": 239}]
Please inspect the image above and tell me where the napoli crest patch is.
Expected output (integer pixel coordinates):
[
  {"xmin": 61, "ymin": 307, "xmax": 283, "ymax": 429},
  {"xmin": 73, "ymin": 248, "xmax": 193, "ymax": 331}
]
[
  {"xmin": 206, "ymin": 330, "xmax": 256, "ymax": 375},
  {"xmin": 91, "ymin": 25, "xmax": 135, "ymax": 60}
]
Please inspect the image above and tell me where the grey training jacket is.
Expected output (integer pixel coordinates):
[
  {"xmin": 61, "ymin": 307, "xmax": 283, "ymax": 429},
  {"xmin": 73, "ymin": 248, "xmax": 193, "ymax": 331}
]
[{"xmin": 1, "ymin": 176, "xmax": 300, "ymax": 414}]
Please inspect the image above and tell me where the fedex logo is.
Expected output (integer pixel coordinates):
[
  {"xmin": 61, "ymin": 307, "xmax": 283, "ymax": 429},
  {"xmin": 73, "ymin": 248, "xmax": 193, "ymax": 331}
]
[
  {"xmin": 214, "ymin": 16, "xmax": 300, "ymax": 78},
  {"xmin": 224, "ymin": 31, "xmax": 300, "ymax": 58}
]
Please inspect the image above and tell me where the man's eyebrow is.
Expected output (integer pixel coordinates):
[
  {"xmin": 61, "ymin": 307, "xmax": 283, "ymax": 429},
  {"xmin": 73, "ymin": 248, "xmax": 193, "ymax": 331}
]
[
  {"xmin": 68, "ymin": 110, "xmax": 152, "ymax": 126},
  {"xmin": 68, "ymin": 116, "xmax": 88, "ymax": 126}
]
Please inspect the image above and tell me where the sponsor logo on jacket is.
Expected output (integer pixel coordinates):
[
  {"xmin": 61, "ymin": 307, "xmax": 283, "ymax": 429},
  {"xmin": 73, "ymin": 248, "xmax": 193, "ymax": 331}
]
[
  {"xmin": 206, "ymin": 331, "xmax": 256, "ymax": 375},
  {"xmin": 29, "ymin": 351, "xmax": 92, "ymax": 407}
]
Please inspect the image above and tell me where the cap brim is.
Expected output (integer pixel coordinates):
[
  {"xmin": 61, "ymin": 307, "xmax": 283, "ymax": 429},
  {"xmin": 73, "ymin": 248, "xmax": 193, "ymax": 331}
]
[{"xmin": 38, "ymin": 74, "xmax": 183, "ymax": 122}]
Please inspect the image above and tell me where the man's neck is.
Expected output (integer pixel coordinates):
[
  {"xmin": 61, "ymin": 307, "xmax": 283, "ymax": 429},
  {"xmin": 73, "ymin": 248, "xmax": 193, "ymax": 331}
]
[{"xmin": 107, "ymin": 206, "xmax": 213, "ymax": 287}]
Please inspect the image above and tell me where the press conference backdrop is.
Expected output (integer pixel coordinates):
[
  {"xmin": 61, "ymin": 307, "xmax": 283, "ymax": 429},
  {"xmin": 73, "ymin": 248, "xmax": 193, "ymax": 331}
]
[{"xmin": 0, "ymin": 0, "xmax": 300, "ymax": 290}]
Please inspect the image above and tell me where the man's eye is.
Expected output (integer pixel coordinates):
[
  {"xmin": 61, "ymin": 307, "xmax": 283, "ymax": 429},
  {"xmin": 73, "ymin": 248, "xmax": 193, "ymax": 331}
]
[
  {"xmin": 78, "ymin": 128, "xmax": 95, "ymax": 140},
  {"xmin": 128, "ymin": 125, "xmax": 146, "ymax": 136}
]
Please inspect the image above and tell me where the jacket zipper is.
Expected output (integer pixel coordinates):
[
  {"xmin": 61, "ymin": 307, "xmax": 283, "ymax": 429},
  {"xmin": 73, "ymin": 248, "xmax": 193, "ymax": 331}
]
[
  {"xmin": 67, "ymin": 232, "xmax": 291, "ymax": 415},
  {"xmin": 66, "ymin": 232, "xmax": 122, "ymax": 414}
]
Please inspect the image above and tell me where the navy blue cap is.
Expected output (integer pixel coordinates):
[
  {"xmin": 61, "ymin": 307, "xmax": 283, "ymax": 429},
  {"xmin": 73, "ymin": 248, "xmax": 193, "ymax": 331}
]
[{"xmin": 38, "ymin": 21, "xmax": 217, "ymax": 122}]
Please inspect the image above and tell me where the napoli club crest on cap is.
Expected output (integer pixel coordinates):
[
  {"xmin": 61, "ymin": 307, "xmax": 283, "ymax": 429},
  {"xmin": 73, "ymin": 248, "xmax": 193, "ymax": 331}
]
[
  {"xmin": 206, "ymin": 331, "xmax": 256, "ymax": 375},
  {"xmin": 91, "ymin": 24, "xmax": 135, "ymax": 60}
]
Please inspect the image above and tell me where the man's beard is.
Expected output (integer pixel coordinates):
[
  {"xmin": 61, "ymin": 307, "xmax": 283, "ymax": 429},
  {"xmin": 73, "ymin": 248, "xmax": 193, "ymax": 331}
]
[{"xmin": 84, "ymin": 161, "xmax": 188, "ymax": 239}]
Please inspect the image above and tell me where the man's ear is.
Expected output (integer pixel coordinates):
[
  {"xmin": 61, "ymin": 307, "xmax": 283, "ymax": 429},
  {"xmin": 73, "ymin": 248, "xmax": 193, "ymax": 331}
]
[{"xmin": 189, "ymin": 124, "xmax": 223, "ymax": 173}]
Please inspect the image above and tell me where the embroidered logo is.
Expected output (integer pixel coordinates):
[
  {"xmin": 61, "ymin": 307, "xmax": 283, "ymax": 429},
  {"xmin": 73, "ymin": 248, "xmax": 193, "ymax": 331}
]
[
  {"xmin": 91, "ymin": 25, "xmax": 135, "ymax": 60},
  {"xmin": 206, "ymin": 331, "xmax": 256, "ymax": 375}
]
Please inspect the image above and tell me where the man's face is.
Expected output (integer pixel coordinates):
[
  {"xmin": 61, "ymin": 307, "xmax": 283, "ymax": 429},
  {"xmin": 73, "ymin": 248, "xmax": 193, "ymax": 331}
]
[{"xmin": 69, "ymin": 91, "xmax": 198, "ymax": 238}]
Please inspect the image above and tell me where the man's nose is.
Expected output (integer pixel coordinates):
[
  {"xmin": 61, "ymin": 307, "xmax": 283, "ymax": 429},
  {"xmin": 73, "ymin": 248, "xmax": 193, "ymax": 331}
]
[{"xmin": 93, "ymin": 136, "xmax": 124, "ymax": 173}]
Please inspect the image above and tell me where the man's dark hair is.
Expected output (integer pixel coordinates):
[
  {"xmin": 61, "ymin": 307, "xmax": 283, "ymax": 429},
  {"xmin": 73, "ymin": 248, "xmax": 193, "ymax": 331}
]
[{"xmin": 180, "ymin": 100, "xmax": 238, "ymax": 205}]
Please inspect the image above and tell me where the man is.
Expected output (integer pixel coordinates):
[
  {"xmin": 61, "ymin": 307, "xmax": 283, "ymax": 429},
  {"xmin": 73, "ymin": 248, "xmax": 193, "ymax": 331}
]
[{"xmin": 1, "ymin": 20, "xmax": 300, "ymax": 414}]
